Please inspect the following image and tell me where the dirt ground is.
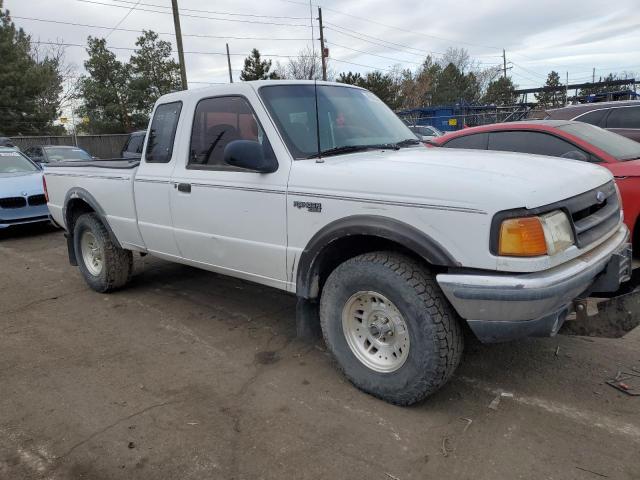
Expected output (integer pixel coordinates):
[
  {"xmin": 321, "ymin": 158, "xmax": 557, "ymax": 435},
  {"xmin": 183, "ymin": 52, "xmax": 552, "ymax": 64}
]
[{"xmin": 1, "ymin": 225, "xmax": 639, "ymax": 480}]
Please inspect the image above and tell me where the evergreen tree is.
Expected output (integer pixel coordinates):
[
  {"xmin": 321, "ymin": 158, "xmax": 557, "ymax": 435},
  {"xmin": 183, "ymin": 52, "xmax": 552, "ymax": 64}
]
[
  {"xmin": 77, "ymin": 37, "xmax": 134, "ymax": 133},
  {"xmin": 0, "ymin": 2, "xmax": 64, "ymax": 135},
  {"xmin": 535, "ymin": 71, "xmax": 565, "ymax": 107},
  {"xmin": 336, "ymin": 71, "xmax": 362, "ymax": 85},
  {"xmin": 239, "ymin": 49, "xmax": 279, "ymax": 81},
  {"xmin": 483, "ymin": 76, "xmax": 518, "ymax": 105},
  {"xmin": 129, "ymin": 31, "xmax": 181, "ymax": 116},
  {"xmin": 77, "ymin": 32, "xmax": 182, "ymax": 133}
]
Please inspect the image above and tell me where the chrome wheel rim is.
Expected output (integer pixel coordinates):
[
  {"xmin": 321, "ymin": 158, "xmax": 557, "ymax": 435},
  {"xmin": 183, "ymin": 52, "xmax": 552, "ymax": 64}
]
[
  {"xmin": 81, "ymin": 230, "xmax": 103, "ymax": 276},
  {"xmin": 342, "ymin": 291, "xmax": 410, "ymax": 373}
]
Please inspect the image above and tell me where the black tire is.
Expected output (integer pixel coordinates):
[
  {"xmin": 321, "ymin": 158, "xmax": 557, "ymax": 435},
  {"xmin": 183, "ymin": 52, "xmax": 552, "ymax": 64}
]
[
  {"xmin": 73, "ymin": 213, "xmax": 133, "ymax": 293},
  {"xmin": 319, "ymin": 251, "xmax": 463, "ymax": 405}
]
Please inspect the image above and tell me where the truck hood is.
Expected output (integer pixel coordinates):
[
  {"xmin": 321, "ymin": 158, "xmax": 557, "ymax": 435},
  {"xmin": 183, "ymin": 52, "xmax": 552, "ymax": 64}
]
[
  {"xmin": 0, "ymin": 171, "xmax": 44, "ymax": 197},
  {"xmin": 289, "ymin": 147, "xmax": 613, "ymax": 213}
]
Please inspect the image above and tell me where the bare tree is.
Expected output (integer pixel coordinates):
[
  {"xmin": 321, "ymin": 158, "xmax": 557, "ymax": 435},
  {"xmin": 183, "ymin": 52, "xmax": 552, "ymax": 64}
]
[{"xmin": 277, "ymin": 46, "xmax": 334, "ymax": 80}]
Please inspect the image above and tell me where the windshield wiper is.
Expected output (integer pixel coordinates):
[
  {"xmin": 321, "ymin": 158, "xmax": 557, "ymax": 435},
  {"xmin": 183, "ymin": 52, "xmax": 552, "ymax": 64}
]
[
  {"xmin": 307, "ymin": 143, "xmax": 400, "ymax": 159},
  {"xmin": 395, "ymin": 138, "xmax": 422, "ymax": 147}
]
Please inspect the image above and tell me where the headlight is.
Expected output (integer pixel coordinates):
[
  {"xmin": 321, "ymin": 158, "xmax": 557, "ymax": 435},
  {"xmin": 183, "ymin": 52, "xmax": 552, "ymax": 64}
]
[
  {"xmin": 539, "ymin": 210, "xmax": 574, "ymax": 255},
  {"xmin": 498, "ymin": 210, "xmax": 573, "ymax": 257}
]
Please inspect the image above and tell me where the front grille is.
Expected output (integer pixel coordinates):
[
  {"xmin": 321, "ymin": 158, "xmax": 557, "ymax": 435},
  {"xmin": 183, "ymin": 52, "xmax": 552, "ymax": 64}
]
[
  {"xmin": 0, "ymin": 197, "xmax": 27, "ymax": 209},
  {"xmin": 28, "ymin": 194, "xmax": 46, "ymax": 206},
  {"xmin": 564, "ymin": 181, "xmax": 620, "ymax": 248}
]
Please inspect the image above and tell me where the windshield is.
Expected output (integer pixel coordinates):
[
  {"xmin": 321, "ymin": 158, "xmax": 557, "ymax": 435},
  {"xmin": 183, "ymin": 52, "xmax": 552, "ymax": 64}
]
[
  {"xmin": 0, "ymin": 151, "xmax": 39, "ymax": 173},
  {"xmin": 259, "ymin": 84, "xmax": 418, "ymax": 159},
  {"xmin": 46, "ymin": 147, "xmax": 92, "ymax": 161},
  {"xmin": 558, "ymin": 123, "xmax": 640, "ymax": 161}
]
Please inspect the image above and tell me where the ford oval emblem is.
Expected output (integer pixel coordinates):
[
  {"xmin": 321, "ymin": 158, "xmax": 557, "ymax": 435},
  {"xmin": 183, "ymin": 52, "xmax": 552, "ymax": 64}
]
[{"xmin": 596, "ymin": 191, "xmax": 606, "ymax": 204}]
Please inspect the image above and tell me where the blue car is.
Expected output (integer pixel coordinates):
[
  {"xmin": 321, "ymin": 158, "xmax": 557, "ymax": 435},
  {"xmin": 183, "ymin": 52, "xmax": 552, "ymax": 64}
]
[{"xmin": 0, "ymin": 147, "xmax": 50, "ymax": 229}]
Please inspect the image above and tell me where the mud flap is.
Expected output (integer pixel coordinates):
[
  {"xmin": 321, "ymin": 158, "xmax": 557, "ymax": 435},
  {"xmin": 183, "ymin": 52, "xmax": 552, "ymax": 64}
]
[{"xmin": 65, "ymin": 232, "xmax": 78, "ymax": 266}]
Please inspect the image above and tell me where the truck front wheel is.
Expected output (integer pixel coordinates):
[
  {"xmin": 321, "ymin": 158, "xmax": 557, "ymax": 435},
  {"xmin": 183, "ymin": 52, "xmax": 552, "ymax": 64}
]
[
  {"xmin": 319, "ymin": 252, "xmax": 463, "ymax": 405},
  {"xmin": 73, "ymin": 213, "xmax": 133, "ymax": 292}
]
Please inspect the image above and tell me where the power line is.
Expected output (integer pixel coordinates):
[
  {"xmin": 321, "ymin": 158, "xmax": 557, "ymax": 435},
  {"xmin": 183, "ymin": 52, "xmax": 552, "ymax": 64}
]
[
  {"xmin": 31, "ymin": 40, "xmax": 311, "ymax": 59},
  {"xmin": 325, "ymin": 23, "xmax": 445, "ymax": 58},
  {"xmin": 277, "ymin": 0, "xmax": 502, "ymax": 51},
  {"xmin": 77, "ymin": 0, "xmax": 312, "ymax": 27},
  {"xmin": 510, "ymin": 62, "xmax": 548, "ymax": 79},
  {"xmin": 105, "ymin": 0, "xmax": 141, "ymax": 38},
  {"xmin": 329, "ymin": 58, "xmax": 396, "ymax": 73},
  {"xmin": 107, "ymin": 0, "xmax": 310, "ymax": 20},
  {"xmin": 325, "ymin": 41, "xmax": 422, "ymax": 66},
  {"xmin": 12, "ymin": 16, "xmax": 311, "ymax": 41}
]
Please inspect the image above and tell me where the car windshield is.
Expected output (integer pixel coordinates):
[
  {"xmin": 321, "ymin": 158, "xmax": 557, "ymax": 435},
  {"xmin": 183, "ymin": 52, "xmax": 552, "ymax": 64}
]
[
  {"xmin": 46, "ymin": 147, "xmax": 92, "ymax": 161},
  {"xmin": 259, "ymin": 84, "xmax": 419, "ymax": 159},
  {"xmin": 557, "ymin": 123, "xmax": 640, "ymax": 161},
  {"xmin": 0, "ymin": 151, "xmax": 38, "ymax": 173}
]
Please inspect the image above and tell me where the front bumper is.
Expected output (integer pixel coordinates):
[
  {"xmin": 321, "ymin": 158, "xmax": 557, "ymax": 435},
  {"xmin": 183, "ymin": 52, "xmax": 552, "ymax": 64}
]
[
  {"xmin": 0, "ymin": 204, "xmax": 51, "ymax": 229},
  {"xmin": 436, "ymin": 225, "xmax": 631, "ymax": 343}
]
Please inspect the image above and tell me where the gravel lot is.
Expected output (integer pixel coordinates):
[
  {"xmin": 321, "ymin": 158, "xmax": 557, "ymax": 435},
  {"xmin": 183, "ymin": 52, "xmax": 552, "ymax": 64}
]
[{"xmin": 1, "ymin": 225, "xmax": 639, "ymax": 480}]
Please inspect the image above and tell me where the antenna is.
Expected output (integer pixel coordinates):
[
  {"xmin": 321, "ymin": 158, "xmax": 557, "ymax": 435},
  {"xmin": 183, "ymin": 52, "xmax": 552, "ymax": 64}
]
[{"xmin": 314, "ymin": 80, "xmax": 323, "ymax": 163}]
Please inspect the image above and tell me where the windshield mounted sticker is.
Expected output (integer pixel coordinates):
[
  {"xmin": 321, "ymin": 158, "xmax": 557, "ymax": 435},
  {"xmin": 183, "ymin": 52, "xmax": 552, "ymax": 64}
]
[{"xmin": 294, "ymin": 200, "xmax": 322, "ymax": 213}]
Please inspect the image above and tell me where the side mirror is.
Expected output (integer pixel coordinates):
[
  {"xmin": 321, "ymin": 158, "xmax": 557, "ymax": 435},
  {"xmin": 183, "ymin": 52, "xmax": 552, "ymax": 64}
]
[
  {"xmin": 223, "ymin": 140, "xmax": 278, "ymax": 173},
  {"xmin": 561, "ymin": 150, "xmax": 588, "ymax": 162}
]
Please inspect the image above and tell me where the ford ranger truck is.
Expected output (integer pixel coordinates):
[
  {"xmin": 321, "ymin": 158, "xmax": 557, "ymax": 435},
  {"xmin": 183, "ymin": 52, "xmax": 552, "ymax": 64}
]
[{"xmin": 43, "ymin": 81, "xmax": 631, "ymax": 405}]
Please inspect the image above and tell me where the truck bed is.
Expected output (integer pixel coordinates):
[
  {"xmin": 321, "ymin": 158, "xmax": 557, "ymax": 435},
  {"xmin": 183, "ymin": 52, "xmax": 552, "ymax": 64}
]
[{"xmin": 44, "ymin": 159, "xmax": 145, "ymax": 251}]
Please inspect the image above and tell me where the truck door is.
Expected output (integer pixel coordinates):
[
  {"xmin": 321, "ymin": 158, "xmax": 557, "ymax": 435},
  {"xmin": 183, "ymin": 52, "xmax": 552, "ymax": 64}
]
[
  {"xmin": 170, "ymin": 94, "xmax": 289, "ymax": 289},
  {"xmin": 134, "ymin": 101, "xmax": 183, "ymax": 256}
]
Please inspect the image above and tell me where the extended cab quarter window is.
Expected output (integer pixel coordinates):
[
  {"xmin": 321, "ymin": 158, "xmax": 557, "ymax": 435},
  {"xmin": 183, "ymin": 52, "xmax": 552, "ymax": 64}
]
[
  {"xmin": 576, "ymin": 108, "xmax": 608, "ymax": 126},
  {"xmin": 443, "ymin": 133, "xmax": 488, "ymax": 150},
  {"xmin": 145, "ymin": 102, "xmax": 182, "ymax": 163},
  {"xmin": 488, "ymin": 130, "xmax": 591, "ymax": 160},
  {"xmin": 128, "ymin": 134, "xmax": 144, "ymax": 154},
  {"xmin": 606, "ymin": 106, "xmax": 640, "ymax": 129},
  {"xmin": 188, "ymin": 96, "xmax": 274, "ymax": 169}
]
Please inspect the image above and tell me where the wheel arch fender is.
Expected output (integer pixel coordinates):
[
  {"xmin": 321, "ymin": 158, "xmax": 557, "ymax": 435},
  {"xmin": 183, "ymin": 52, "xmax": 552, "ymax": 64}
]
[
  {"xmin": 295, "ymin": 215, "xmax": 458, "ymax": 299},
  {"xmin": 63, "ymin": 188, "xmax": 122, "ymax": 265}
]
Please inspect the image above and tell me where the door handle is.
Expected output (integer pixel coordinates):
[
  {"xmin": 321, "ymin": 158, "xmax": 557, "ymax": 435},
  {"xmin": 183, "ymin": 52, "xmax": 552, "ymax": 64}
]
[{"xmin": 177, "ymin": 183, "xmax": 191, "ymax": 193}]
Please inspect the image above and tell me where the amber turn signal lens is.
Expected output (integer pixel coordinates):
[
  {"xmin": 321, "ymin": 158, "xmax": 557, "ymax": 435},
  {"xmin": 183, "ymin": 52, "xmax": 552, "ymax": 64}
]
[{"xmin": 498, "ymin": 217, "xmax": 547, "ymax": 257}]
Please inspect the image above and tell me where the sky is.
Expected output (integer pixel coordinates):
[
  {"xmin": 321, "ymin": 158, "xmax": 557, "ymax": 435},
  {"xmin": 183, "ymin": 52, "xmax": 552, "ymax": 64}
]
[{"xmin": 5, "ymin": 0, "xmax": 640, "ymax": 92}]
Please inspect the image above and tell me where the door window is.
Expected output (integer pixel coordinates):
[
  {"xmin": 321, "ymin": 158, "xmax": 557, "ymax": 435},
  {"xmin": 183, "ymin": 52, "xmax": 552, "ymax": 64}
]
[
  {"xmin": 606, "ymin": 106, "xmax": 640, "ymax": 129},
  {"xmin": 443, "ymin": 133, "xmax": 488, "ymax": 149},
  {"xmin": 188, "ymin": 95, "xmax": 273, "ymax": 170},
  {"xmin": 145, "ymin": 102, "xmax": 182, "ymax": 163},
  {"xmin": 488, "ymin": 131, "xmax": 590, "ymax": 160}
]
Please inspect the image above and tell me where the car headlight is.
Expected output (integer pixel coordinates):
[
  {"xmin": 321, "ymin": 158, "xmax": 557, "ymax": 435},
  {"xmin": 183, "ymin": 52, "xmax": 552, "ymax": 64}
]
[{"xmin": 498, "ymin": 210, "xmax": 574, "ymax": 257}]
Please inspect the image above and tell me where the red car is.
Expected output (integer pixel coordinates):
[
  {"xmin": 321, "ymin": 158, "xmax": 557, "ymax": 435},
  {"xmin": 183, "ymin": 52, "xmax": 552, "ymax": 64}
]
[{"xmin": 432, "ymin": 120, "xmax": 640, "ymax": 249}]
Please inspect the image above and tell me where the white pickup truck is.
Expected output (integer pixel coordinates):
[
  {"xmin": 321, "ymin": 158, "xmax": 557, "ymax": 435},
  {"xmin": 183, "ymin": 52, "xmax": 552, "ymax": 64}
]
[{"xmin": 44, "ymin": 81, "xmax": 631, "ymax": 405}]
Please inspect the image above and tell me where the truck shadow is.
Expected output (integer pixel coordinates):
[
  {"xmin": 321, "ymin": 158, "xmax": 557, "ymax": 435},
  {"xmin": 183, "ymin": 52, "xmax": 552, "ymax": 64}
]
[
  {"xmin": 0, "ymin": 222, "xmax": 60, "ymax": 240},
  {"xmin": 119, "ymin": 255, "xmax": 631, "ymax": 408}
]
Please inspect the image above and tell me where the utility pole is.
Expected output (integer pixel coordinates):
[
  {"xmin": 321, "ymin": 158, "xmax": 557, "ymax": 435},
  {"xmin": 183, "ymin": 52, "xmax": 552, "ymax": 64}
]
[
  {"xmin": 502, "ymin": 49, "xmax": 507, "ymax": 78},
  {"xmin": 171, "ymin": 0, "xmax": 188, "ymax": 90},
  {"xmin": 566, "ymin": 71, "xmax": 569, "ymax": 105},
  {"xmin": 318, "ymin": 7, "xmax": 327, "ymax": 81},
  {"xmin": 226, "ymin": 43, "xmax": 233, "ymax": 83},
  {"xmin": 592, "ymin": 67, "xmax": 595, "ymax": 84}
]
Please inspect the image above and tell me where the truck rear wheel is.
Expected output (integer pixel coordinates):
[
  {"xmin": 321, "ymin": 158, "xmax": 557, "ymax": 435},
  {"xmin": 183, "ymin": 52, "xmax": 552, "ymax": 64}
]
[
  {"xmin": 73, "ymin": 213, "xmax": 133, "ymax": 293},
  {"xmin": 319, "ymin": 252, "xmax": 463, "ymax": 405}
]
